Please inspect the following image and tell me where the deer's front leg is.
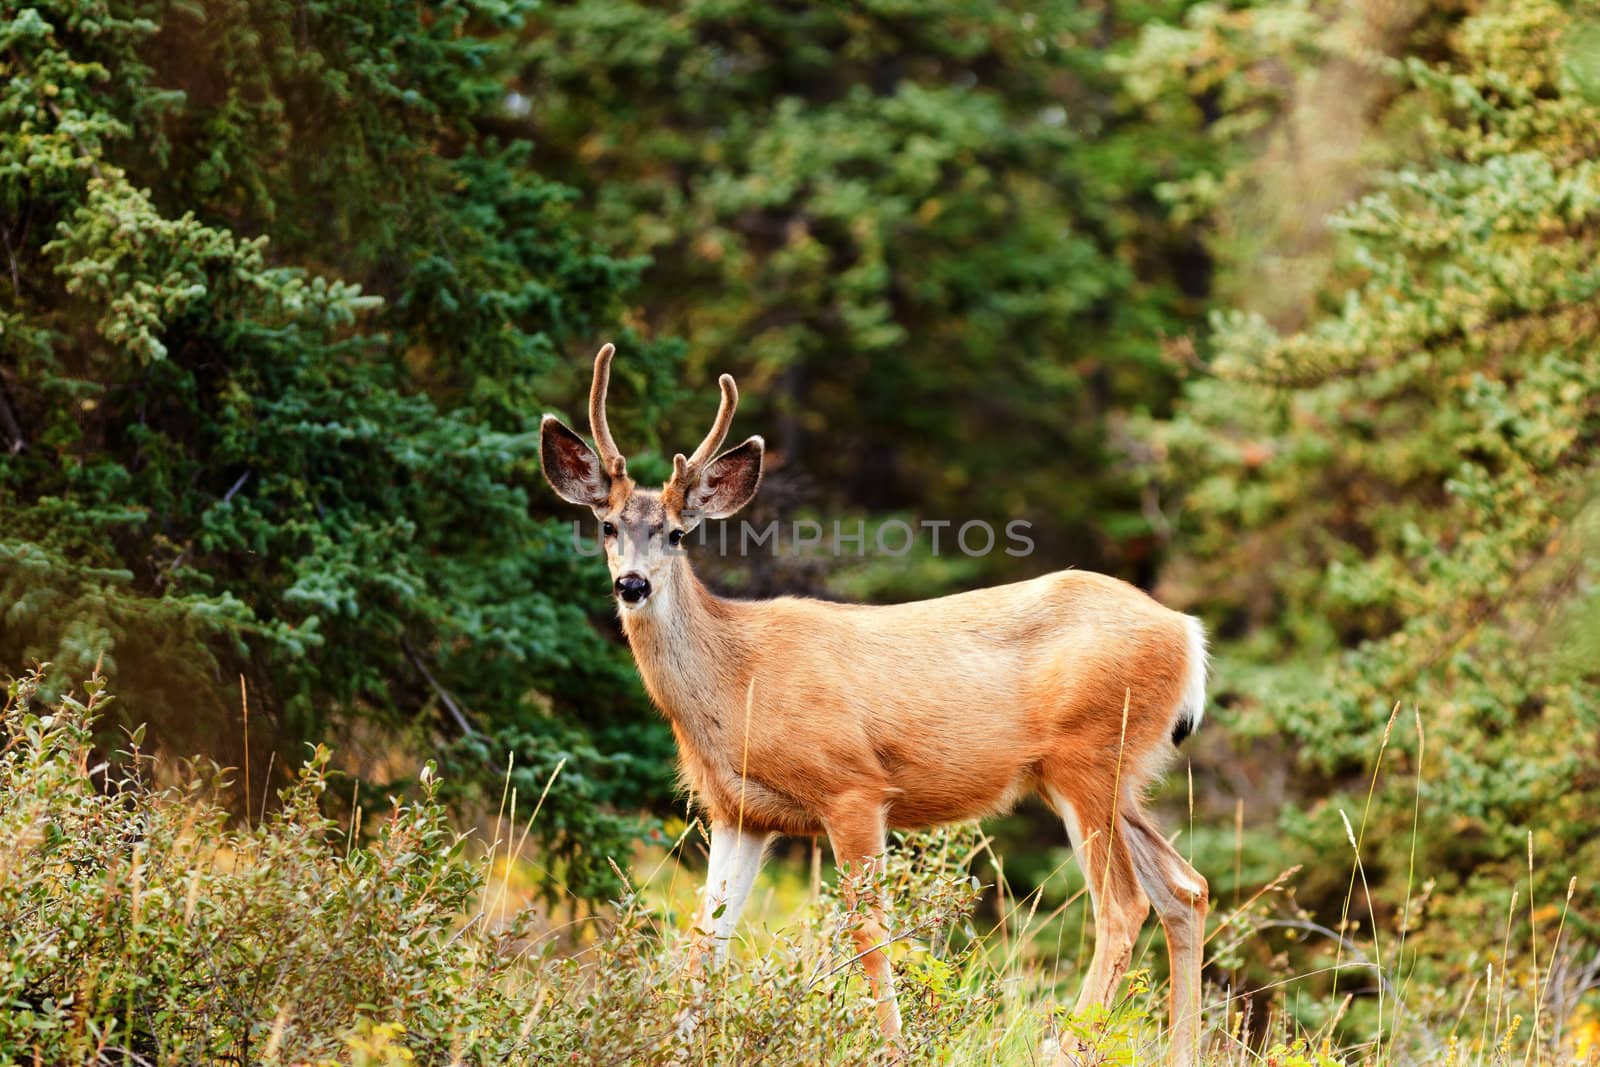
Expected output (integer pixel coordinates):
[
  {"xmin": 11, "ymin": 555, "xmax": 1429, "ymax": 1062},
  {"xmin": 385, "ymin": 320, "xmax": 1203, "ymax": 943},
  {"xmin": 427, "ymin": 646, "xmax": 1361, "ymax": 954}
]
[
  {"xmin": 824, "ymin": 799, "xmax": 904, "ymax": 1051},
  {"xmin": 676, "ymin": 823, "xmax": 769, "ymax": 1047},
  {"xmin": 686, "ymin": 822, "xmax": 770, "ymax": 975},
  {"xmin": 688, "ymin": 825, "xmax": 768, "ymax": 979}
]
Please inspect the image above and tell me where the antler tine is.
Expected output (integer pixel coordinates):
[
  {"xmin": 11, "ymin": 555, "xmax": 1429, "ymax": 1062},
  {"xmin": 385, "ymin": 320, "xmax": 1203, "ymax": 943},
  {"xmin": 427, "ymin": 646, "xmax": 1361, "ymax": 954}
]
[
  {"xmin": 682, "ymin": 373, "xmax": 739, "ymax": 475},
  {"xmin": 589, "ymin": 343, "xmax": 627, "ymax": 478}
]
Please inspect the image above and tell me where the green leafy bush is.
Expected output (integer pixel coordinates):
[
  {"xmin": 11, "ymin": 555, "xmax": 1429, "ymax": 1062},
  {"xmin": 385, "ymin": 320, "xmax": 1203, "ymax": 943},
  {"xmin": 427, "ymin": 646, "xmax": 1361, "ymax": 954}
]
[
  {"xmin": 0, "ymin": 671, "xmax": 1009, "ymax": 1064},
  {"xmin": 1, "ymin": 668, "xmax": 541, "ymax": 1063}
]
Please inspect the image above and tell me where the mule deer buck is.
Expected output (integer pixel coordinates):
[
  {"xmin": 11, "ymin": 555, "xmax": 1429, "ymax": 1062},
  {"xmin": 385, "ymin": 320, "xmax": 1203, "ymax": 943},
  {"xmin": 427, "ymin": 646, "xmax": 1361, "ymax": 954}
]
[{"xmin": 540, "ymin": 344, "xmax": 1211, "ymax": 1064}]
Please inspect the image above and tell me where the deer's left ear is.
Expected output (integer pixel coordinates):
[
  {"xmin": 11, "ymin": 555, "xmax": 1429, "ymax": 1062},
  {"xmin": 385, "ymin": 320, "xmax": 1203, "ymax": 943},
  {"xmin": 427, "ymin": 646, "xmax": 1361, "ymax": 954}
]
[{"xmin": 684, "ymin": 436, "xmax": 764, "ymax": 521}]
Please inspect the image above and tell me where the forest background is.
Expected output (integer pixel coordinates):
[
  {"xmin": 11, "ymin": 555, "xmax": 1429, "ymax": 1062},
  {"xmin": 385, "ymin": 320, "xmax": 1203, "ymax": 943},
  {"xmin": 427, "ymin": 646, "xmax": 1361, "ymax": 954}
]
[{"xmin": 3, "ymin": 0, "xmax": 1599, "ymax": 1062}]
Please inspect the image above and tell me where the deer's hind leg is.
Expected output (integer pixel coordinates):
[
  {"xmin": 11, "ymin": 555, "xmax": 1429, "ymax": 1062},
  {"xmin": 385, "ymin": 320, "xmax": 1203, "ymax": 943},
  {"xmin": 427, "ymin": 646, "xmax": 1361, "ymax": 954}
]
[
  {"xmin": 823, "ymin": 794, "xmax": 903, "ymax": 1049},
  {"xmin": 1123, "ymin": 810, "xmax": 1208, "ymax": 1067},
  {"xmin": 1043, "ymin": 779, "xmax": 1152, "ymax": 1017}
]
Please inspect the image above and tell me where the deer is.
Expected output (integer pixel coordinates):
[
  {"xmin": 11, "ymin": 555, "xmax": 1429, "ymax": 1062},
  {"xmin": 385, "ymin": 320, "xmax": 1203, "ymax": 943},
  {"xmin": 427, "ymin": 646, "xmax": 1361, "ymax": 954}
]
[{"xmin": 539, "ymin": 344, "xmax": 1211, "ymax": 1065}]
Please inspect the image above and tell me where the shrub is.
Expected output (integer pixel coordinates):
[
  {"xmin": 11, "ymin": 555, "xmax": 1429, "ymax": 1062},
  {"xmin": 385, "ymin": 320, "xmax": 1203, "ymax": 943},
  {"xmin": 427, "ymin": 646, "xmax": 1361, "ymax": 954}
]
[
  {"xmin": 0, "ymin": 667, "xmax": 545, "ymax": 1063},
  {"xmin": 0, "ymin": 671, "xmax": 1005, "ymax": 1065}
]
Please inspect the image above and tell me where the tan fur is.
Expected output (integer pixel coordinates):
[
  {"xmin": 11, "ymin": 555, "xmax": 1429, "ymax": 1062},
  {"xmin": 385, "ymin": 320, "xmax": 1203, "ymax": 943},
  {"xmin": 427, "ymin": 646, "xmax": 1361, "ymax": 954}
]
[
  {"xmin": 542, "ymin": 347, "xmax": 1210, "ymax": 1066},
  {"xmin": 619, "ymin": 552, "xmax": 1191, "ymax": 837}
]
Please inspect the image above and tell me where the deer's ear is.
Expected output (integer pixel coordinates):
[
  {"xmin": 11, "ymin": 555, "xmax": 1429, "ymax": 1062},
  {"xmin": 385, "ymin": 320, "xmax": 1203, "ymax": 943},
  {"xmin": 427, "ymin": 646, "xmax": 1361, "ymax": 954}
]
[
  {"xmin": 540, "ymin": 415, "xmax": 611, "ymax": 508},
  {"xmin": 686, "ymin": 436, "xmax": 763, "ymax": 520}
]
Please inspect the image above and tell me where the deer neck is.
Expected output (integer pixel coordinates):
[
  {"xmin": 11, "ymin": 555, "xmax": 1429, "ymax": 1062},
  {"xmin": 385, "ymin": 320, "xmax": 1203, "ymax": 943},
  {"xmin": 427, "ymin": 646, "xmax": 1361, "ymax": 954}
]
[{"xmin": 620, "ymin": 557, "xmax": 748, "ymax": 740}]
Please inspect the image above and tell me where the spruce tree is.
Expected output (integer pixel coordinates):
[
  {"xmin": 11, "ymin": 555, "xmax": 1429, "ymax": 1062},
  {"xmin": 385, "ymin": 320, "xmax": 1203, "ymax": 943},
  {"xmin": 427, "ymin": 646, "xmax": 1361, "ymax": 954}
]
[
  {"xmin": 1, "ymin": 0, "xmax": 676, "ymax": 898},
  {"xmin": 1153, "ymin": 0, "xmax": 1600, "ymax": 1026}
]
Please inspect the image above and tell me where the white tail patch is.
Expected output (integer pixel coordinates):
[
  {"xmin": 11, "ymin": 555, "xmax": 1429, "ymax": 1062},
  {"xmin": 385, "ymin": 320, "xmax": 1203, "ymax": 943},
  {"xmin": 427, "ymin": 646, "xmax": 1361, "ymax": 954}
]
[{"xmin": 1177, "ymin": 615, "xmax": 1209, "ymax": 739}]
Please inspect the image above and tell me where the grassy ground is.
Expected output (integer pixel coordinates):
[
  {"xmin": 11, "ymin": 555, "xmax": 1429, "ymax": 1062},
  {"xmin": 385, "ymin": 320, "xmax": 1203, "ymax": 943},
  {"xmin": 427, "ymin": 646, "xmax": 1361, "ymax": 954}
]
[
  {"xmin": 2, "ymin": 668, "xmax": 1596, "ymax": 1065},
  {"xmin": 387, "ymin": 729, "xmax": 1600, "ymax": 1066}
]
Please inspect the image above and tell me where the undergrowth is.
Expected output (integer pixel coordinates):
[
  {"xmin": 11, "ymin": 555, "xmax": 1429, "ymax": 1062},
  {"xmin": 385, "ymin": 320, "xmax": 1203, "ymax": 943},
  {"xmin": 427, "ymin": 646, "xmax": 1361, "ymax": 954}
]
[{"xmin": 2, "ymin": 670, "xmax": 1595, "ymax": 1065}]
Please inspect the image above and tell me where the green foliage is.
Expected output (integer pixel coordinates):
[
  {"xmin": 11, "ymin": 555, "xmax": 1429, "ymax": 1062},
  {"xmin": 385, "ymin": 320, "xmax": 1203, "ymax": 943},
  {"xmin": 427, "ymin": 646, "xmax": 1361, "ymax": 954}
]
[
  {"xmin": 6, "ymin": 0, "xmax": 1600, "ymax": 1058},
  {"xmin": 1118, "ymin": 0, "xmax": 1448, "ymax": 327},
  {"xmin": 0, "ymin": 0, "xmax": 685, "ymax": 894},
  {"xmin": 516, "ymin": 0, "xmax": 1216, "ymax": 587},
  {"xmin": 0, "ymin": 672, "xmax": 1011, "ymax": 1065},
  {"xmin": 1, "ymin": 669, "xmax": 538, "ymax": 1063},
  {"xmin": 1149, "ymin": 0, "xmax": 1600, "ymax": 1044},
  {"xmin": 11, "ymin": 672, "xmax": 1586, "ymax": 1064}
]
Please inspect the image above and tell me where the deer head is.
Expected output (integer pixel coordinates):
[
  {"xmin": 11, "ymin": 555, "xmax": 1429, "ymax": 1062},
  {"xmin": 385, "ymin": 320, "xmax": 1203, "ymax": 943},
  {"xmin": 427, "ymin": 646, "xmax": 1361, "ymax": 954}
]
[{"xmin": 540, "ymin": 344, "xmax": 764, "ymax": 611}]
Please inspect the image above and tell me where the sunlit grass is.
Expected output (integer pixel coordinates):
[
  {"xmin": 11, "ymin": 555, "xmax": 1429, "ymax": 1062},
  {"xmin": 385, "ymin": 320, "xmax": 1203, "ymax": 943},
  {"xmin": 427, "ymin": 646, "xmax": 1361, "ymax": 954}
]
[
  {"xmin": 487, "ymin": 795, "xmax": 1596, "ymax": 1066},
  {"xmin": 3, "ymin": 667, "xmax": 1596, "ymax": 1065}
]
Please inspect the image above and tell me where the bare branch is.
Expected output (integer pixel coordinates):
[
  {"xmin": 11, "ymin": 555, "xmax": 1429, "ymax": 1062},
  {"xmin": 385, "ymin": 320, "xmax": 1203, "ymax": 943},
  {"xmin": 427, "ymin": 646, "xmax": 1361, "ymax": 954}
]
[{"xmin": 404, "ymin": 643, "xmax": 478, "ymax": 738}]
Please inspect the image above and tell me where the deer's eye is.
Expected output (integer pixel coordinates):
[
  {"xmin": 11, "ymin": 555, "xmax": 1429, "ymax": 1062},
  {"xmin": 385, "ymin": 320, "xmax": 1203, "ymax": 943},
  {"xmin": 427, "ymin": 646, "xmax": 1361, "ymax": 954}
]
[
  {"xmin": 602, "ymin": 522, "xmax": 617, "ymax": 538},
  {"xmin": 668, "ymin": 529, "xmax": 685, "ymax": 547}
]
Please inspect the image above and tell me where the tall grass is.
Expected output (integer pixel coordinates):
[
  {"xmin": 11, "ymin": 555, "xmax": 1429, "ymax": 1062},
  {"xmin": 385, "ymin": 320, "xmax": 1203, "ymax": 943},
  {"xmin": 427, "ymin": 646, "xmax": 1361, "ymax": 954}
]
[{"xmin": 2, "ymin": 670, "xmax": 1594, "ymax": 1065}]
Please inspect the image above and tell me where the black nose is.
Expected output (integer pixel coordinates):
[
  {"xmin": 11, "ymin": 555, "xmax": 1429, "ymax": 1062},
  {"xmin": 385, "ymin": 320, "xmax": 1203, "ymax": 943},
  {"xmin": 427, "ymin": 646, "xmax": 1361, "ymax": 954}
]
[{"xmin": 615, "ymin": 573, "xmax": 650, "ymax": 603}]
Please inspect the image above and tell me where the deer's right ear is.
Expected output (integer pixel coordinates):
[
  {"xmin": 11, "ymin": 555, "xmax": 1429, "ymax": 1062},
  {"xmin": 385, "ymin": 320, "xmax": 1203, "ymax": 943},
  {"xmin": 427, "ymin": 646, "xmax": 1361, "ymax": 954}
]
[{"xmin": 540, "ymin": 415, "xmax": 611, "ymax": 508}]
